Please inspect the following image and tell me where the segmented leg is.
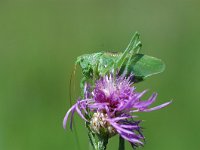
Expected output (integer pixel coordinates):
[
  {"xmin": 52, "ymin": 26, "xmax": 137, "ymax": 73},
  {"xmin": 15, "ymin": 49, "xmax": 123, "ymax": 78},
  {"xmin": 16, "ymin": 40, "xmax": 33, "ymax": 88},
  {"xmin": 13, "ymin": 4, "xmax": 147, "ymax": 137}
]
[
  {"xmin": 123, "ymin": 35, "xmax": 142, "ymax": 76},
  {"xmin": 115, "ymin": 32, "xmax": 142, "ymax": 74}
]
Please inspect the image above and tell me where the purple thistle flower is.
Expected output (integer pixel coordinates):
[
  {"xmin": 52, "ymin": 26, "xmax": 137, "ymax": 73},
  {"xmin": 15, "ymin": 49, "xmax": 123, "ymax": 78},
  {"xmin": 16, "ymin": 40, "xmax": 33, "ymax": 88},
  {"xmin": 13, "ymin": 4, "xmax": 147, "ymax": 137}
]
[{"xmin": 63, "ymin": 74, "xmax": 171, "ymax": 146}]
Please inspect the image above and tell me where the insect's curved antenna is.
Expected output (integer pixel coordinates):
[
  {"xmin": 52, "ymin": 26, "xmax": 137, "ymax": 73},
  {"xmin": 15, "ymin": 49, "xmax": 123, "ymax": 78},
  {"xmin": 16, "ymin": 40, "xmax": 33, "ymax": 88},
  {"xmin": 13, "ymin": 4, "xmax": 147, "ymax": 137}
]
[
  {"xmin": 69, "ymin": 62, "xmax": 81, "ymax": 150},
  {"xmin": 69, "ymin": 63, "xmax": 77, "ymax": 106}
]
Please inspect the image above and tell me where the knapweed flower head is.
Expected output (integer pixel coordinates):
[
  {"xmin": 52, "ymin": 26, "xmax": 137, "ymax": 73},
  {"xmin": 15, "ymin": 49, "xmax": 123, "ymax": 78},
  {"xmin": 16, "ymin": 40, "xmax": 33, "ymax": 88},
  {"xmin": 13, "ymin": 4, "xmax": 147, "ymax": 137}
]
[{"xmin": 63, "ymin": 74, "xmax": 171, "ymax": 147}]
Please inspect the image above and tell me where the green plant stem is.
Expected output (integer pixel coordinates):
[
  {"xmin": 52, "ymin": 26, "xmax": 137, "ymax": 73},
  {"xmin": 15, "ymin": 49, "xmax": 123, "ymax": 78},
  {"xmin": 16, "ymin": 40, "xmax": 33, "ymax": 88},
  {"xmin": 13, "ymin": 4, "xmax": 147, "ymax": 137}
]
[
  {"xmin": 97, "ymin": 136, "xmax": 108, "ymax": 150},
  {"xmin": 88, "ymin": 130, "xmax": 97, "ymax": 150},
  {"xmin": 118, "ymin": 136, "xmax": 125, "ymax": 150},
  {"xmin": 89, "ymin": 142, "xmax": 94, "ymax": 150}
]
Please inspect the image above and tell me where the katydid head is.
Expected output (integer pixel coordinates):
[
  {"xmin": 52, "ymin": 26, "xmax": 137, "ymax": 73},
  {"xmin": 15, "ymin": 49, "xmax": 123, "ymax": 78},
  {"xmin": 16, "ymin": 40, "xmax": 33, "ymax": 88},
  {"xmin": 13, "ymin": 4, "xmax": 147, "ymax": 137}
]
[
  {"xmin": 76, "ymin": 54, "xmax": 94, "ymax": 79},
  {"xmin": 76, "ymin": 53, "xmax": 103, "ymax": 79}
]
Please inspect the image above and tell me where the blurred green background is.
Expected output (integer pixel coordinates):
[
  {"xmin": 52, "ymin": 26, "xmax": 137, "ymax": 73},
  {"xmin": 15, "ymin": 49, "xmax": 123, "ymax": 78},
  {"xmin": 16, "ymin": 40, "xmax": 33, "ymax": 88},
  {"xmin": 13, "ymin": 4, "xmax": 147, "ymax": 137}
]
[{"xmin": 0, "ymin": 0, "xmax": 200, "ymax": 150}]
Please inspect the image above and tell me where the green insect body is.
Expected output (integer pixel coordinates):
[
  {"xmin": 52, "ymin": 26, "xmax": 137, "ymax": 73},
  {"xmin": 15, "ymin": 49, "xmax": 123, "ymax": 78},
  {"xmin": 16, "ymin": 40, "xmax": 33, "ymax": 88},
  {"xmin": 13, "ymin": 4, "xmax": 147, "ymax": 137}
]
[{"xmin": 75, "ymin": 32, "xmax": 165, "ymax": 83}]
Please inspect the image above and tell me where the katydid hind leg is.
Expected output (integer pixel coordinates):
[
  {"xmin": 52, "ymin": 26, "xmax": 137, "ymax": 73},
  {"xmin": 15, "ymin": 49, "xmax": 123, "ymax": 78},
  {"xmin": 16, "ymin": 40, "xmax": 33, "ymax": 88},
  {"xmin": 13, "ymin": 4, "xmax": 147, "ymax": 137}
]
[
  {"xmin": 115, "ymin": 32, "xmax": 141, "ymax": 72},
  {"xmin": 123, "ymin": 40, "xmax": 142, "ymax": 76}
]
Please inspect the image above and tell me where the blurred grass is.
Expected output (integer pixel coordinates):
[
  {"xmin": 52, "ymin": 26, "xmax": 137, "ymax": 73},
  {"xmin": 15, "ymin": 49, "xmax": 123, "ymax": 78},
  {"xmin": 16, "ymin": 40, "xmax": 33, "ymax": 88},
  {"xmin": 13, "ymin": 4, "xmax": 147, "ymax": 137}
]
[{"xmin": 0, "ymin": 0, "xmax": 200, "ymax": 150}]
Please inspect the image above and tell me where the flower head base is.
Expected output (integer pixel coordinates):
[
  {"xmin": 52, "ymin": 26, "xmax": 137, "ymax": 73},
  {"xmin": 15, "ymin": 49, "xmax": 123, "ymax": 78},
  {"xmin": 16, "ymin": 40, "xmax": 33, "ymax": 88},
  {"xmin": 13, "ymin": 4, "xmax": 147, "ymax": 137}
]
[
  {"xmin": 90, "ymin": 112, "xmax": 116, "ymax": 137},
  {"xmin": 63, "ymin": 74, "xmax": 171, "ymax": 147}
]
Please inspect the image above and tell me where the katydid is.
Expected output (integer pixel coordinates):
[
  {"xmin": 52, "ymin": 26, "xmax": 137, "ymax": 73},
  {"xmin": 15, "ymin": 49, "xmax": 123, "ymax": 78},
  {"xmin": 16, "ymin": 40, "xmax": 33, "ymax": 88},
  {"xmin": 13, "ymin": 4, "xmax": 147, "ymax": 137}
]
[{"xmin": 75, "ymin": 32, "xmax": 165, "ymax": 83}]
